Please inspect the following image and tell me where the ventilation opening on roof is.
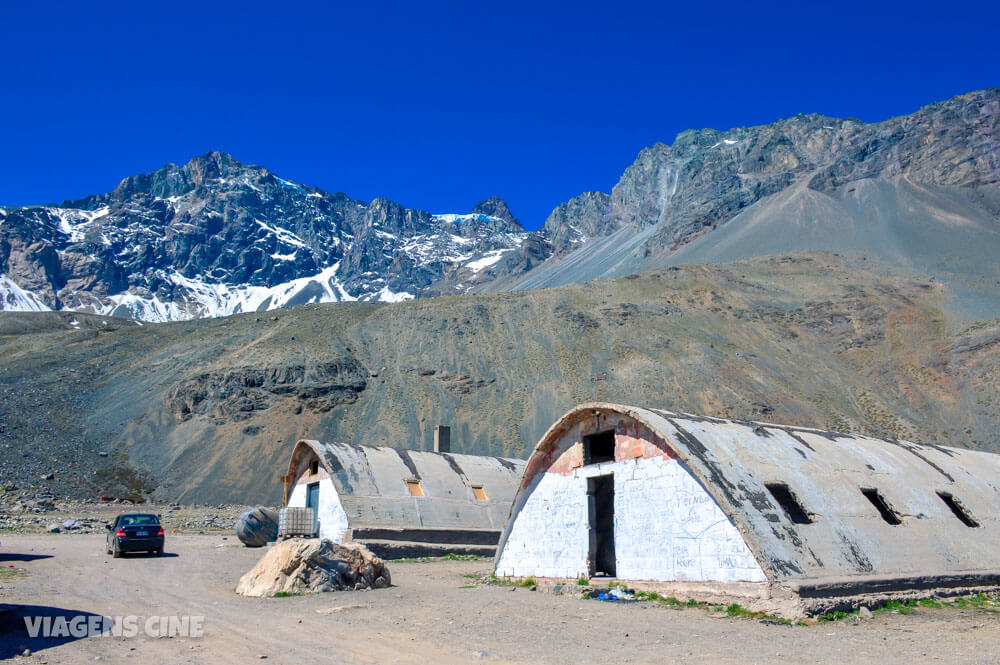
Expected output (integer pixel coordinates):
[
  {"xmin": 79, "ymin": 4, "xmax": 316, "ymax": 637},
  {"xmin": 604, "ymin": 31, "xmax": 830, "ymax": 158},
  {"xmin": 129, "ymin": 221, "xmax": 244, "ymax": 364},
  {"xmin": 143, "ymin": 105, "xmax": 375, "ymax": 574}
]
[
  {"xmin": 937, "ymin": 491, "xmax": 979, "ymax": 528},
  {"xmin": 584, "ymin": 430, "xmax": 616, "ymax": 465},
  {"xmin": 471, "ymin": 485, "xmax": 488, "ymax": 501},
  {"xmin": 765, "ymin": 483, "xmax": 813, "ymax": 524},
  {"xmin": 861, "ymin": 488, "xmax": 902, "ymax": 525},
  {"xmin": 309, "ymin": 459, "xmax": 319, "ymax": 475},
  {"xmin": 405, "ymin": 479, "xmax": 425, "ymax": 497}
]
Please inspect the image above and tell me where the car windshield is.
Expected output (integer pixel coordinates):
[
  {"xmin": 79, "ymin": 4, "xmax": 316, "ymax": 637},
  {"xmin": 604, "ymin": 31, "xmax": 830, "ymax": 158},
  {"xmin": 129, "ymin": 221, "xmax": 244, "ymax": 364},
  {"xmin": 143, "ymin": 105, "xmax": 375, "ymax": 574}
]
[{"xmin": 120, "ymin": 515, "xmax": 159, "ymax": 526}]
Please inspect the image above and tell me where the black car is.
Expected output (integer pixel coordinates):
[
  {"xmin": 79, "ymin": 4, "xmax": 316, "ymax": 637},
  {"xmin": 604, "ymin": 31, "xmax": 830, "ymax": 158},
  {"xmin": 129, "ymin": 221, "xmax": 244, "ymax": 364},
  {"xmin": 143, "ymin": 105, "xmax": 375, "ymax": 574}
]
[{"xmin": 105, "ymin": 513, "xmax": 165, "ymax": 557}]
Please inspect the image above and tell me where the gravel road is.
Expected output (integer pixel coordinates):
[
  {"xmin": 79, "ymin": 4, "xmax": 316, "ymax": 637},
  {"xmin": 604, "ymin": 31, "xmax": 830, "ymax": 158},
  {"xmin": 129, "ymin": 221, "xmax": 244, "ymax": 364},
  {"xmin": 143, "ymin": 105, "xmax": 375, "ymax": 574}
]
[{"xmin": 2, "ymin": 534, "xmax": 999, "ymax": 664}]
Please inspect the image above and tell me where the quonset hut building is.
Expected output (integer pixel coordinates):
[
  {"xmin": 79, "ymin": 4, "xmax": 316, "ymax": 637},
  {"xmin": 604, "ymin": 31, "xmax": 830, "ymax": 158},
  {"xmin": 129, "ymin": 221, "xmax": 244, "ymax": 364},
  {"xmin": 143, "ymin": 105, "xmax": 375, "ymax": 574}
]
[
  {"xmin": 494, "ymin": 403, "xmax": 1000, "ymax": 615},
  {"xmin": 284, "ymin": 430, "xmax": 525, "ymax": 558}
]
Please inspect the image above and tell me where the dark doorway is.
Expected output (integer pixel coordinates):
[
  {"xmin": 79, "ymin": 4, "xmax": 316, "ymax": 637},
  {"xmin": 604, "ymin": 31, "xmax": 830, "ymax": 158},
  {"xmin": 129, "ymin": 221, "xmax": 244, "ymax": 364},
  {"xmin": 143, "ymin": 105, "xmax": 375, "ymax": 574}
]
[
  {"xmin": 306, "ymin": 482, "xmax": 320, "ymax": 534},
  {"xmin": 588, "ymin": 474, "xmax": 616, "ymax": 577},
  {"xmin": 584, "ymin": 430, "xmax": 616, "ymax": 465}
]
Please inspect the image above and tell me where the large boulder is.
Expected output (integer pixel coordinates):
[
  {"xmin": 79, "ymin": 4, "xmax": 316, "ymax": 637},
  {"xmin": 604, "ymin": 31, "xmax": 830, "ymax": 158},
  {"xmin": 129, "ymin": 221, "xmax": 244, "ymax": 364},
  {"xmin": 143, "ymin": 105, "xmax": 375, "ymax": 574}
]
[
  {"xmin": 235, "ymin": 539, "xmax": 390, "ymax": 597},
  {"xmin": 236, "ymin": 506, "xmax": 279, "ymax": 547}
]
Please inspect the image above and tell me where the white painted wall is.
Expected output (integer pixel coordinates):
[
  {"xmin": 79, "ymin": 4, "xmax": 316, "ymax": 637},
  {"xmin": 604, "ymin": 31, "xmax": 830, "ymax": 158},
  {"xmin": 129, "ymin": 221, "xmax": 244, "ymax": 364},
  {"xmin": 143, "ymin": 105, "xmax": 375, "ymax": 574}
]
[
  {"xmin": 496, "ymin": 456, "xmax": 766, "ymax": 583},
  {"xmin": 495, "ymin": 471, "xmax": 591, "ymax": 578},
  {"xmin": 287, "ymin": 478, "xmax": 350, "ymax": 543},
  {"xmin": 615, "ymin": 456, "xmax": 765, "ymax": 582}
]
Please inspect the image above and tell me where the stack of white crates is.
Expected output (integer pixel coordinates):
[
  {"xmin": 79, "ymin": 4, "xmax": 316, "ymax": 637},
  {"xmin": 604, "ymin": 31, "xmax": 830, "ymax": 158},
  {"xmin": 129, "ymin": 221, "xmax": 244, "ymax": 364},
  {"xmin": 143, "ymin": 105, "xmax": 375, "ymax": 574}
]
[{"xmin": 278, "ymin": 507, "xmax": 316, "ymax": 538}]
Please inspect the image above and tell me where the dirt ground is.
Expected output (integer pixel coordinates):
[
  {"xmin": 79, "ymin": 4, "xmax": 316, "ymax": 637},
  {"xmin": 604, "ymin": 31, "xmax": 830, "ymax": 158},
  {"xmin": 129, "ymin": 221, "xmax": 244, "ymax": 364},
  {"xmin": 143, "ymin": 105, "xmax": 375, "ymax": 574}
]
[{"xmin": 2, "ymin": 534, "xmax": 1000, "ymax": 665}]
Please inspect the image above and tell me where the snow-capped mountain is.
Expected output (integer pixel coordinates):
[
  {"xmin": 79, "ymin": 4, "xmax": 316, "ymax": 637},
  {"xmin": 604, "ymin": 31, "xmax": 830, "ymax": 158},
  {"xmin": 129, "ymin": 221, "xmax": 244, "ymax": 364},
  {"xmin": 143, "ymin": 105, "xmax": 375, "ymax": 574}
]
[
  {"xmin": 0, "ymin": 153, "xmax": 527, "ymax": 321},
  {"xmin": 3, "ymin": 89, "xmax": 996, "ymax": 322}
]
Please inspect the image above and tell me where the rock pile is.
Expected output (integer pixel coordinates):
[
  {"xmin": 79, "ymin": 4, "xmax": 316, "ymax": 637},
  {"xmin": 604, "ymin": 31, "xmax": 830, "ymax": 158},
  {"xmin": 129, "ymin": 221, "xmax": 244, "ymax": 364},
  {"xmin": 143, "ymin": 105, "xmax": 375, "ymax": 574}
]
[{"xmin": 236, "ymin": 539, "xmax": 390, "ymax": 597}]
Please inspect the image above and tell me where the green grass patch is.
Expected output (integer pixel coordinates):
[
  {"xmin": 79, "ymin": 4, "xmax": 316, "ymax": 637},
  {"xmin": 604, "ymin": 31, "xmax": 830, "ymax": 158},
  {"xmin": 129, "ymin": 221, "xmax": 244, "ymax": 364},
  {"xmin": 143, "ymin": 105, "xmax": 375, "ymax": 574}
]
[
  {"xmin": 0, "ymin": 567, "xmax": 27, "ymax": 581},
  {"xmin": 484, "ymin": 574, "xmax": 536, "ymax": 588},
  {"xmin": 718, "ymin": 603, "xmax": 795, "ymax": 624},
  {"xmin": 878, "ymin": 600, "xmax": 917, "ymax": 615},
  {"xmin": 576, "ymin": 576, "xmax": 589, "ymax": 586},
  {"xmin": 817, "ymin": 610, "xmax": 855, "ymax": 622},
  {"xmin": 271, "ymin": 591, "xmax": 301, "ymax": 598},
  {"xmin": 814, "ymin": 594, "xmax": 1000, "ymax": 623},
  {"xmin": 396, "ymin": 553, "xmax": 487, "ymax": 563},
  {"xmin": 724, "ymin": 603, "xmax": 757, "ymax": 619}
]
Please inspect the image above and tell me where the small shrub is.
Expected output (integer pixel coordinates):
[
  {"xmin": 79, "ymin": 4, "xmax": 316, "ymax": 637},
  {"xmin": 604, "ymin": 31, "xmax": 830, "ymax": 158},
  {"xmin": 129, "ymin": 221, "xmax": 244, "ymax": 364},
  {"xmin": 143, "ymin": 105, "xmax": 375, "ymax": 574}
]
[
  {"xmin": 576, "ymin": 576, "xmax": 589, "ymax": 586},
  {"xmin": 881, "ymin": 600, "xmax": 915, "ymax": 615},
  {"xmin": 817, "ymin": 610, "xmax": 852, "ymax": 622},
  {"xmin": 725, "ymin": 604, "xmax": 755, "ymax": 619}
]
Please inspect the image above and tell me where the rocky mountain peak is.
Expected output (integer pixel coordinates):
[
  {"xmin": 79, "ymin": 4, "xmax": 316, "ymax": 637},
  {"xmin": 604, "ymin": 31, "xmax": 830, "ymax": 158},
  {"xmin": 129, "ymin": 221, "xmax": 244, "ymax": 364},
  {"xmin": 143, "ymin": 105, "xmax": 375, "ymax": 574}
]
[
  {"xmin": 471, "ymin": 196, "xmax": 521, "ymax": 228},
  {"xmin": 1, "ymin": 152, "xmax": 529, "ymax": 319},
  {"xmin": 181, "ymin": 150, "xmax": 246, "ymax": 185}
]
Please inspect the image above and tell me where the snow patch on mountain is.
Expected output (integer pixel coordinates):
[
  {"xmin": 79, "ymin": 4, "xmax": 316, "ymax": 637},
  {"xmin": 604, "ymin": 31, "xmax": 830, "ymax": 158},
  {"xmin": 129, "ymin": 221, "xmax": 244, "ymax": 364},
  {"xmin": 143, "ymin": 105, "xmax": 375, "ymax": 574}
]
[
  {"xmin": 432, "ymin": 213, "xmax": 505, "ymax": 224},
  {"xmin": 375, "ymin": 286, "xmax": 415, "ymax": 303},
  {"xmin": 49, "ymin": 206, "xmax": 111, "ymax": 243},
  {"xmin": 0, "ymin": 274, "xmax": 51, "ymax": 312},
  {"xmin": 255, "ymin": 219, "xmax": 307, "ymax": 248},
  {"xmin": 276, "ymin": 177, "xmax": 306, "ymax": 194},
  {"xmin": 465, "ymin": 248, "xmax": 514, "ymax": 273}
]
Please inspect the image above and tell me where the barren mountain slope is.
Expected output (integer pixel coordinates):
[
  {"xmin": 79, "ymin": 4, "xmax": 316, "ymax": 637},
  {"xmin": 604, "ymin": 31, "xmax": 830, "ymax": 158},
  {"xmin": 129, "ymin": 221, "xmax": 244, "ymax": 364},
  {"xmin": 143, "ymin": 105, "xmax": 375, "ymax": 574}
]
[
  {"xmin": 2, "ymin": 253, "xmax": 998, "ymax": 504},
  {"xmin": 483, "ymin": 89, "xmax": 1000, "ymax": 317}
]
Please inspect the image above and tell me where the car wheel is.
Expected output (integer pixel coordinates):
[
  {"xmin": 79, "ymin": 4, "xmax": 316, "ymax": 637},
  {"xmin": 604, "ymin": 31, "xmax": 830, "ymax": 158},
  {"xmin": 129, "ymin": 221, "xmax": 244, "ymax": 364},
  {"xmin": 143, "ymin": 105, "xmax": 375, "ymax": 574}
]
[{"xmin": 112, "ymin": 542, "xmax": 121, "ymax": 558}]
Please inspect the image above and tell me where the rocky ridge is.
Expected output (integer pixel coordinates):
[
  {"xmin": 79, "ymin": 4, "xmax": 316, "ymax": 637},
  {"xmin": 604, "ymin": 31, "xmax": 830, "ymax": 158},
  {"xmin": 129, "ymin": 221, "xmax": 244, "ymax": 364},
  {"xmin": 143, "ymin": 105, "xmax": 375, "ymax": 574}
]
[
  {"xmin": 2, "ymin": 89, "xmax": 997, "ymax": 321},
  {"xmin": 0, "ymin": 153, "xmax": 526, "ymax": 320},
  {"xmin": 479, "ymin": 88, "xmax": 1000, "ymax": 308}
]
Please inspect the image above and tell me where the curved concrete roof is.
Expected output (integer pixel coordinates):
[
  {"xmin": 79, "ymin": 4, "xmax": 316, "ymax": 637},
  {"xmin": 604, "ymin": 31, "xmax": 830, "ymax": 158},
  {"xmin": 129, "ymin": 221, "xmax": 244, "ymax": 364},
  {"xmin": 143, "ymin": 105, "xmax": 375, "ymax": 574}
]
[
  {"xmin": 498, "ymin": 403, "xmax": 1000, "ymax": 595},
  {"xmin": 288, "ymin": 440, "xmax": 525, "ymax": 531}
]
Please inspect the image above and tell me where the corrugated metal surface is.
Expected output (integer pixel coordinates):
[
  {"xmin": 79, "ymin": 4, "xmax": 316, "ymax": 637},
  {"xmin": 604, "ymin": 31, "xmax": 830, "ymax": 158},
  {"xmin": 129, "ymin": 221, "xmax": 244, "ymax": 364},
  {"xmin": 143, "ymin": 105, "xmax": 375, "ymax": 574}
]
[
  {"xmin": 498, "ymin": 403, "xmax": 1000, "ymax": 590},
  {"xmin": 288, "ymin": 440, "xmax": 525, "ymax": 531}
]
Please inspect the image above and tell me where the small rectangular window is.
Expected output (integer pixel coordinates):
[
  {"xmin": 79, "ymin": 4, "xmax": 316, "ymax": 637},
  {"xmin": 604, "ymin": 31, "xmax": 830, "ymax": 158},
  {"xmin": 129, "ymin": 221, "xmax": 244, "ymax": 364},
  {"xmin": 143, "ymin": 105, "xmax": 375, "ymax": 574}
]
[
  {"xmin": 584, "ymin": 430, "xmax": 616, "ymax": 465},
  {"xmin": 405, "ymin": 479, "xmax": 425, "ymax": 497},
  {"xmin": 471, "ymin": 485, "xmax": 488, "ymax": 501},
  {"xmin": 309, "ymin": 459, "xmax": 319, "ymax": 475},
  {"xmin": 765, "ymin": 483, "xmax": 813, "ymax": 524},
  {"xmin": 937, "ymin": 491, "xmax": 979, "ymax": 528},
  {"xmin": 861, "ymin": 488, "xmax": 902, "ymax": 525}
]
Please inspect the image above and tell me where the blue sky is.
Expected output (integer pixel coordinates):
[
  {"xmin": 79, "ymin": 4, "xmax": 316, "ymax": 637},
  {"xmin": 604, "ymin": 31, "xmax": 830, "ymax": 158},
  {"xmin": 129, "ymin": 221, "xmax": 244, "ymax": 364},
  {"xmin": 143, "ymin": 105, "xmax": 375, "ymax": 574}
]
[{"xmin": 1, "ymin": 1, "xmax": 997, "ymax": 230}]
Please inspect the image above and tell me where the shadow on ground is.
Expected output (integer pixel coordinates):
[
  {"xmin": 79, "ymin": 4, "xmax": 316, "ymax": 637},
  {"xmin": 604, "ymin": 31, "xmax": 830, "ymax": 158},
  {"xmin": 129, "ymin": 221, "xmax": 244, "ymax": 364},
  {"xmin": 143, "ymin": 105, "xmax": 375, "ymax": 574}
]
[
  {"xmin": 0, "ymin": 553, "xmax": 54, "ymax": 562},
  {"xmin": 0, "ymin": 604, "xmax": 111, "ymax": 658},
  {"xmin": 115, "ymin": 551, "xmax": 179, "ymax": 558}
]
